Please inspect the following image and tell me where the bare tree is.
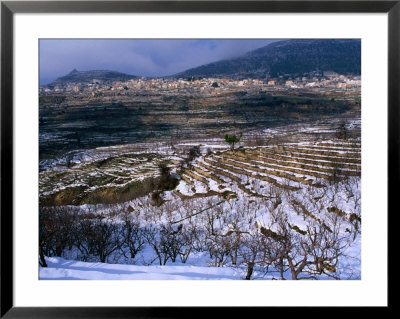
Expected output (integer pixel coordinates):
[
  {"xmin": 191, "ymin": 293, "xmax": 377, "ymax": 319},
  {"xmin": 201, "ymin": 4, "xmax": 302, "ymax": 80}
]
[
  {"xmin": 259, "ymin": 208, "xmax": 355, "ymax": 280},
  {"xmin": 75, "ymin": 213, "xmax": 121, "ymax": 263},
  {"xmin": 178, "ymin": 222, "xmax": 199, "ymax": 263},
  {"xmin": 144, "ymin": 225, "xmax": 174, "ymax": 265},
  {"xmin": 238, "ymin": 232, "xmax": 270, "ymax": 280},
  {"xmin": 120, "ymin": 213, "xmax": 145, "ymax": 260},
  {"xmin": 39, "ymin": 206, "xmax": 79, "ymax": 266}
]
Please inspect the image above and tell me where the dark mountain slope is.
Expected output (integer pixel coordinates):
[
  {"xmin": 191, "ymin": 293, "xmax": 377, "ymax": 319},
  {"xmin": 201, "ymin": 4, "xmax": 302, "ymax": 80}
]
[{"xmin": 175, "ymin": 39, "xmax": 361, "ymax": 78}]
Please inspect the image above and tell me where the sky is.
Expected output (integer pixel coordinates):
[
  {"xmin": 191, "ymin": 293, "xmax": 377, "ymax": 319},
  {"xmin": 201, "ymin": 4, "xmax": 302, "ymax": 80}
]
[{"xmin": 39, "ymin": 39, "xmax": 277, "ymax": 85}]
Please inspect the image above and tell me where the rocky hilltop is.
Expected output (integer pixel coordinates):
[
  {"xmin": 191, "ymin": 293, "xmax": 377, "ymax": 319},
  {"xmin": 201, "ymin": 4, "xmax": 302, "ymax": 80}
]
[{"xmin": 49, "ymin": 69, "xmax": 138, "ymax": 87}]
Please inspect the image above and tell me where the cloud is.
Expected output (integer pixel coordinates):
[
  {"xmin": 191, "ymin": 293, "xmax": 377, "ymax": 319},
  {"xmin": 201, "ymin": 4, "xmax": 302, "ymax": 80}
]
[{"xmin": 39, "ymin": 39, "xmax": 277, "ymax": 85}]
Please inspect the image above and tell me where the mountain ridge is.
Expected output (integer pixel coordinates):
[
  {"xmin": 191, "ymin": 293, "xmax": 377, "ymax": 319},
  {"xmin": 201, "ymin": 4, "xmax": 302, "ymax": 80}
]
[{"xmin": 174, "ymin": 39, "xmax": 361, "ymax": 79}]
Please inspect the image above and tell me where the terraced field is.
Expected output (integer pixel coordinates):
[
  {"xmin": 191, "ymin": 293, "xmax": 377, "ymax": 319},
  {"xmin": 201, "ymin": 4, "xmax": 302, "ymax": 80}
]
[
  {"xmin": 173, "ymin": 139, "xmax": 361, "ymax": 242},
  {"xmin": 39, "ymin": 152, "xmax": 181, "ymax": 206},
  {"xmin": 177, "ymin": 140, "xmax": 360, "ymax": 198},
  {"xmin": 39, "ymin": 135, "xmax": 362, "ymax": 279}
]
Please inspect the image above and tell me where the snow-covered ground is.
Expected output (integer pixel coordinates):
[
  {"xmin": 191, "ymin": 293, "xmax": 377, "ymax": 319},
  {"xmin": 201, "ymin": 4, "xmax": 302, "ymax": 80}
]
[{"xmin": 40, "ymin": 257, "xmax": 244, "ymax": 280}]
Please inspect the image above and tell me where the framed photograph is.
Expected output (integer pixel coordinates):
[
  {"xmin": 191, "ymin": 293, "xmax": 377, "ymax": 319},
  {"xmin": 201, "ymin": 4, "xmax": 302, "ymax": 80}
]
[{"xmin": 1, "ymin": 0, "xmax": 396, "ymax": 316}]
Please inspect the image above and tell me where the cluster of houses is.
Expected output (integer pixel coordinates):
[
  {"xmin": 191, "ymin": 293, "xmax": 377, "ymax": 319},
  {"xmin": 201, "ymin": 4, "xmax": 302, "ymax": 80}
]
[
  {"xmin": 40, "ymin": 71, "xmax": 361, "ymax": 96},
  {"xmin": 280, "ymin": 71, "xmax": 361, "ymax": 89}
]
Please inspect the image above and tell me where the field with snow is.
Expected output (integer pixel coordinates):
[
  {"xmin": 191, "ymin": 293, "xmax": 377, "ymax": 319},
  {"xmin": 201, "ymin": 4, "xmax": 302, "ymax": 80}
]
[{"xmin": 39, "ymin": 116, "xmax": 361, "ymax": 280}]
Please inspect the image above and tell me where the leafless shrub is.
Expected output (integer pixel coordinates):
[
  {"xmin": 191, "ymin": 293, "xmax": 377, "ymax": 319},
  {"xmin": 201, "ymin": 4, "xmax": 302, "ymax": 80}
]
[
  {"xmin": 246, "ymin": 133, "xmax": 272, "ymax": 148},
  {"xmin": 151, "ymin": 191, "xmax": 165, "ymax": 207},
  {"xmin": 335, "ymin": 122, "xmax": 348, "ymax": 140}
]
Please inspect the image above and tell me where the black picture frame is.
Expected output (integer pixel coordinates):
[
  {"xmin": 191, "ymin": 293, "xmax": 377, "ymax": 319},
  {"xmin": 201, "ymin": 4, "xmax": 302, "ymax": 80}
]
[{"xmin": 1, "ymin": 1, "xmax": 396, "ymax": 317}]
